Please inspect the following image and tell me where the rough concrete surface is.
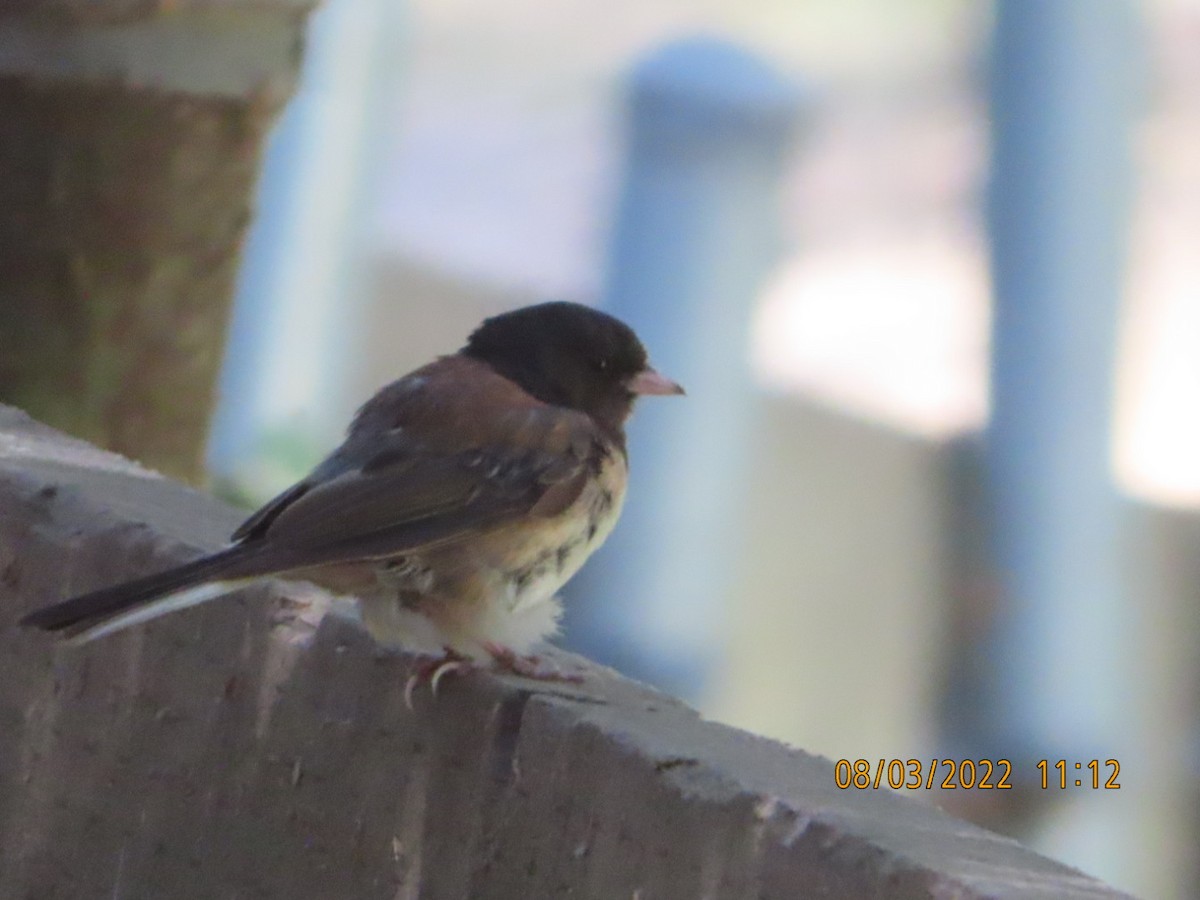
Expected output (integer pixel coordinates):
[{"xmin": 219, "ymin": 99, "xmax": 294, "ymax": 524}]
[{"xmin": 0, "ymin": 406, "xmax": 1135, "ymax": 899}]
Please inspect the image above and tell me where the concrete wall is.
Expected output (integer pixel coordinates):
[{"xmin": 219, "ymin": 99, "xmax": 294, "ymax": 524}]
[{"xmin": 0, "ymin": 405, "xmax": 1131, "ymax": 899}]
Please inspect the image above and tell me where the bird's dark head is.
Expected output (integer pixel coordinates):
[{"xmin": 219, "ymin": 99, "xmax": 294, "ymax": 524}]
[{"xmin": 463, "ymin": 301, "xmax": 683, "ymax": 433}]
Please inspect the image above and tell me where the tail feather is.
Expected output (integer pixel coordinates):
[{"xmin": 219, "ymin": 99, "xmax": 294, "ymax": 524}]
[
  {"xmin": 19, "ymin": 545, "xmax": 261, "ymax": 641},
  {"xmin": 62, "ymin": 580, "xmax": 249, "ymax": 645}
]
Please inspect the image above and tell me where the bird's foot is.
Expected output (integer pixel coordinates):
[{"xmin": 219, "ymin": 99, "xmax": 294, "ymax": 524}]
[
  {"xmin": 403, "ymin": 648, "xmax": 473, "ymax": 709},
  {"xmin": 484, "ymin": 642, "xmax": 585, "ymax": 684}
]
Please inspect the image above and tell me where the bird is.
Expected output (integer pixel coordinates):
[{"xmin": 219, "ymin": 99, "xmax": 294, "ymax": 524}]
[{"xmin": 20, "ymin": 301, "xmax": 683, "ymax": 697}]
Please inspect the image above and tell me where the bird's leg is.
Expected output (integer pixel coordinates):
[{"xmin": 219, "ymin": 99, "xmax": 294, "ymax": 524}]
[
  {"xmin": 403, "ymin": 647, "xmax": 473, "ymax": 709},
  {"xmin": 483, "ymin": 641, "xmax": 585, "ymax": 684}
]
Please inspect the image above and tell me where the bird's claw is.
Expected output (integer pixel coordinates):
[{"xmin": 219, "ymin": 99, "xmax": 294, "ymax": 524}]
[
  {"xmin": 403, "ymin": 645, "xmax": 585, "ymax": 709},
  {"xmin": 404, "ymin": 649, "xmax": 473, "ymax": 709}
]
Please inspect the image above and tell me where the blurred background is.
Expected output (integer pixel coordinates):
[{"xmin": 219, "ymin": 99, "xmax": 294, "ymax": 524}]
[{"xmin": 3, "ymin": 0, "xmax": 1198, "ymax": 896}]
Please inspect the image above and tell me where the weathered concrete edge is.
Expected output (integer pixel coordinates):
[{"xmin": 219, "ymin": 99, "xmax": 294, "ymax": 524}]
[
  {"xmin": 0, "ymin": 0, "xmax": 318, "ymax": 28},
  {"xmin": 0, "ymin": 405, "xmax": 1133, "ymax": 899},
  {"xmin": 0, "ymin": 6, "xmax": 310, "ymax": 98}
]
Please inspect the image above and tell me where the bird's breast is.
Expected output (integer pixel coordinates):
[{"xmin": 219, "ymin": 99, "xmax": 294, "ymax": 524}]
[{"xmin": 500, "ymin": 450, "xmax": 628, "ymax": 613}]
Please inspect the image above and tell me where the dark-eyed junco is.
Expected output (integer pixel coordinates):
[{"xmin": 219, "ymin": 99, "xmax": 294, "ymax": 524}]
[{"xmin": 21, "ymin": 302, "xmax": 682, "ymax": 694}]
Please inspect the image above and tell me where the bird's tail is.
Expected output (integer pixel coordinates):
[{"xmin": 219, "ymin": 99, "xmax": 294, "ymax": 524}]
[{"xmin": 19, "ymin": 545, "xmax": 262, "ymax": 645}]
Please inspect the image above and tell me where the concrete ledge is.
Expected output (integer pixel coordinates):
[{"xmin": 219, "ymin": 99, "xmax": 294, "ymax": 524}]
[
  {"xmin": 0, "ymin": 7, "xmax": 310, "ymax": 99},
  {"xmin": 0, "ymin": 0, "xmax": 316, "ymax": 29},
  {"xmin": 0, "ymin": 405, "xmax": 1132, "ymax": 898}
]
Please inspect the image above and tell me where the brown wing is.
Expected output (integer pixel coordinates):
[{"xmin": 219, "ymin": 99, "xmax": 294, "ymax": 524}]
[{"xmin": 228, "ymin": 357, "xmax": 606, "ymax": 576}]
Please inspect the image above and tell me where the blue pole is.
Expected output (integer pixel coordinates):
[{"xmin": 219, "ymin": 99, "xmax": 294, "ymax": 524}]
[
  {"xmin": 564, "ymin": 37, "xmax": 805, "ymax": 698},
  {"xmin": 984, "ymin": 0, "xmax": 1139, "ymax": 765},
  {"xmin": 208, "ymin": 0, "xmax": 404, "ymax": 490}
]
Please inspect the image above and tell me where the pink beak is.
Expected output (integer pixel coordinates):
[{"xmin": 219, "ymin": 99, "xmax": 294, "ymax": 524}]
[{"xmin": 627, "ymin": 367, "xmax": 685, "ymax": 396}]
